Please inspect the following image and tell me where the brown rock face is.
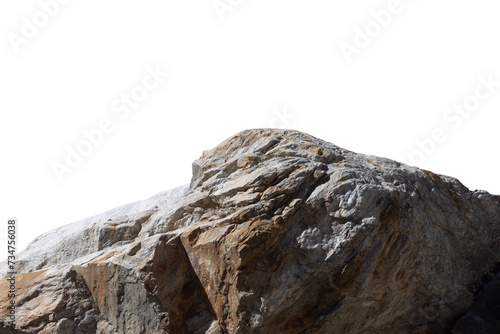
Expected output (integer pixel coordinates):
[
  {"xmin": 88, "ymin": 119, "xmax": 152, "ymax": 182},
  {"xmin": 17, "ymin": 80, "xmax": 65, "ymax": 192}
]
[{"xmin": 1, "ymin": 129, "xmax": 500, "ymax": 333}]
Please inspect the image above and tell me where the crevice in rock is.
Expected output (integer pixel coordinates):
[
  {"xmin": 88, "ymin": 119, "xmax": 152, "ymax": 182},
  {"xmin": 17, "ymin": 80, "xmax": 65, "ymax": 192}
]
[
  {"xmin": 142, "ymin": 235, "xmax": 218, "ymax": 334},
  {"xmin": 450, "ymin": 262, "xmax": 500, "ymax": 333}
]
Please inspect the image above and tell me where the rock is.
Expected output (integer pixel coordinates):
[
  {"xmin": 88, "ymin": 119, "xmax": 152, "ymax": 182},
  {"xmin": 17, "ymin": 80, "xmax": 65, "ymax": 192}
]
[
  {"xmin": 1, "ymin": 129, "xmax": 500, "ymax": 333},
  {"xmin": 452, "ymin": 268, "xmax": 500, "ymax": 333}
]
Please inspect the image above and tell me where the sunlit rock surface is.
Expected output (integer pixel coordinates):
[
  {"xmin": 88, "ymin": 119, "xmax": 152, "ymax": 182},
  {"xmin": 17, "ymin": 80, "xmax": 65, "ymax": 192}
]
[{"xmin": 1, "ymin": 129, "xmax": 500, "ymax": 333}]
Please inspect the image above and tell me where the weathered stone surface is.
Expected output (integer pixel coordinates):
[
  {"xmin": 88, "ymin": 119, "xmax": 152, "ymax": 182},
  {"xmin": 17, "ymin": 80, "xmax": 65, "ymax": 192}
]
[
  {"xmin": 452, "ymin": 268, "xmax": 500, "ymax": 333},
  {"xmin": 1, "ymin": 129, "xmax": 500, "ymax": 333}
]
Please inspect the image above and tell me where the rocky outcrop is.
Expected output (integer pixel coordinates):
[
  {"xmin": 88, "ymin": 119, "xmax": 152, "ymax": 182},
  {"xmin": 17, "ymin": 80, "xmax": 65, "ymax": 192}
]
[{"xmin": 1, "ymin": 129, "xmax": 500, "ymax": 333}]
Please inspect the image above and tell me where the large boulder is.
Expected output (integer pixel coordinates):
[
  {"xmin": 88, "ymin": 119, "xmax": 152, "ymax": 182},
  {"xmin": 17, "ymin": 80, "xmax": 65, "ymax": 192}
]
[{"xmin": 1, "ymin": 129, "xmax": 499, "ymax": 333}]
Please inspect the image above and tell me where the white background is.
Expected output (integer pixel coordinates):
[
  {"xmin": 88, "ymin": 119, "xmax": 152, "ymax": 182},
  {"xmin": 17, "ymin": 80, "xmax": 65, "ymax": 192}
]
[{"xmin": 1, "ymin": 0, "xmax": 500, "ymax": 255}]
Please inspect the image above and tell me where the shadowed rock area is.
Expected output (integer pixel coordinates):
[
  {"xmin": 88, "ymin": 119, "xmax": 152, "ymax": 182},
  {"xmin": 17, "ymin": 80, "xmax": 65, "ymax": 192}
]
[{"xmin": 1, "ymin": 129, "xmax": 500, "ymax": 333}]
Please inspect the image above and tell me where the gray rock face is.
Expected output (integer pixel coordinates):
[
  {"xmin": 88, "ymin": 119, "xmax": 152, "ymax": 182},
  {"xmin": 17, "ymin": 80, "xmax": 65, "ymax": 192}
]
[{"xmin": 1, "ymin": 129, "xmax": 500, "ymax": 333}]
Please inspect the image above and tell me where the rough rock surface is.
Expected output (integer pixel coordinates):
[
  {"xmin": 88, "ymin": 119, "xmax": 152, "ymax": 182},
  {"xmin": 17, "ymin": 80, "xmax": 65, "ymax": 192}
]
[
  {"xmin": 1, "ymin": 129, "xmax": 500, "ymax": 333},
  {"xmin": 452, "ymin": 268, "xmax": 500, "ymax": 333}
]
